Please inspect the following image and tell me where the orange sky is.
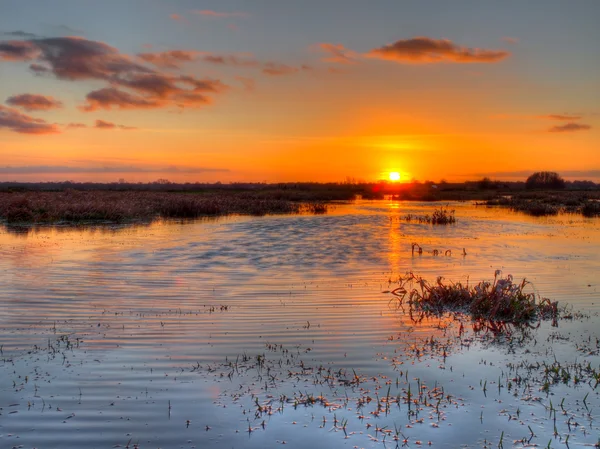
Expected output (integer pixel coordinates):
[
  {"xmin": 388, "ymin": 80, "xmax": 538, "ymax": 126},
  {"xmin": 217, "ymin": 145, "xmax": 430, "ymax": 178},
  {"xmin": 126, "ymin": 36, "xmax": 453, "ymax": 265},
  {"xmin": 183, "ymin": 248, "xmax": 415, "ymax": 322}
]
[{"xmin": 1, "ymin": 1, "xmax": 599, "ymax": 182}]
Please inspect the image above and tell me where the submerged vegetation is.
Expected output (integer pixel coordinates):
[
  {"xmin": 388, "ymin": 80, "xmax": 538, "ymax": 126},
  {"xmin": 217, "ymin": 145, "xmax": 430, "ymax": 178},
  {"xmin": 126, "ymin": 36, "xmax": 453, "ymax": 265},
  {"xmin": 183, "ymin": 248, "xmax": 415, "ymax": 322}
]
[{"xmin": 388, "ymin": 271, "xmax": 560, "ymax": 326}]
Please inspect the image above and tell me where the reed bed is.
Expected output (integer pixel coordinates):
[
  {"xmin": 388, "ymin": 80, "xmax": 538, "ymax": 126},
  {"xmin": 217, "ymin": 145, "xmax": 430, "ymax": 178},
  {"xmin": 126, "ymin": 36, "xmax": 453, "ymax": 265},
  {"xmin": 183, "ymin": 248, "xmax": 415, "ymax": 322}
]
[
  {"xmin": 389, "ymin": 271, "xmax": 559, "ymax": 325},
  {"xmin": 0, "ymin": 191, "xmax": 329, "ymax": 223}
]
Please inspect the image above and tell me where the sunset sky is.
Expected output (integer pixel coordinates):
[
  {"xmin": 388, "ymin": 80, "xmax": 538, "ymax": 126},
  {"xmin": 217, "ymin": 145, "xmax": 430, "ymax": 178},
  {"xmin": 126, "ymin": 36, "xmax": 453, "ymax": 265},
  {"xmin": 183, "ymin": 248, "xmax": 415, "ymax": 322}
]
[{"xmin": 1, "ymin": 0, "xmax": 598, "ymax": 183}]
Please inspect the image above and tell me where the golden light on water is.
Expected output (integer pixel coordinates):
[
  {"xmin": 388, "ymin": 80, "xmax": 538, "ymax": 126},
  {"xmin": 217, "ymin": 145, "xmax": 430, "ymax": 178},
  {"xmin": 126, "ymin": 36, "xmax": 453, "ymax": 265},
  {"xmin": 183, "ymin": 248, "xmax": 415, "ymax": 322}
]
[{"xmin": 389, "ymin": 172, "xmax": 401, "ymax": 182}]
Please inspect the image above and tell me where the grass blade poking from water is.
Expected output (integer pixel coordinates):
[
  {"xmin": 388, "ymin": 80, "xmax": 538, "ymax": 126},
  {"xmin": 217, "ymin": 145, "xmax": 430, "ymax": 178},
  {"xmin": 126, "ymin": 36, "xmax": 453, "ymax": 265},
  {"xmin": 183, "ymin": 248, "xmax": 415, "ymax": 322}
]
[{"xmin": 389, "ymin": 271, "xmax": 561, "ymax": 328}]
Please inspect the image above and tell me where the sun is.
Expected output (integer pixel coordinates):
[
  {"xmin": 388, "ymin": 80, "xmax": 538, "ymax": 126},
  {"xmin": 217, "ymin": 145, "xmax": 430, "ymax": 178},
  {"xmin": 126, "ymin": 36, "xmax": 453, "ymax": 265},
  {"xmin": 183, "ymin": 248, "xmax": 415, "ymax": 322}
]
[{"xmin": 389, "ymin": 172, "xmax": 401, "ymax": 182}]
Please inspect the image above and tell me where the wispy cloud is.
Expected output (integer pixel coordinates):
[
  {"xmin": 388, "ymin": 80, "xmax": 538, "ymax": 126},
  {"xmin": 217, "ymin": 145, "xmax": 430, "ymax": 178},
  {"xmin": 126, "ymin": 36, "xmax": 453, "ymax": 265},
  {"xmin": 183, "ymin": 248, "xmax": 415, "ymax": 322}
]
[
  {"xmin": 367, "ymin": 37, "xmax": 509, "ymax": 63},
  {"xmin": 1, "ymin": 30, "xmax": 39, "ymax": 39},
  {"xmin": 548, "ymin": 122, "xmax": 591, "ymax": 133},
  {"xmin": 315, "ymin": 43, "xmax": 358, "ymax": 64},
  {"xmin": 262, "ymin": 62, "xmax": 299, "ymax": 76},
  {"xmin": 94, "ymin": 119, "xmax": 136, "ymax": 130},
  {"xmin": 6, "ymin": 93, "xmax": 63, "ymax": 111},
  {"xmin": 192, "ymin": 10, "xmax": 249, "ymax": 19},
  {"xmin": 138, "ymin": 50, "xmax": 200, "ymax": 68},
  {"xmin": 66, "ymin": 122, "xmax": 87, "ymax": 129},
  {"xmin": 0, "ymin": 104, "xmax": 60, "ymax": 134},
  {"xmin": 539, "ymin": 114, "xmax": 583, "ymax": 121}
]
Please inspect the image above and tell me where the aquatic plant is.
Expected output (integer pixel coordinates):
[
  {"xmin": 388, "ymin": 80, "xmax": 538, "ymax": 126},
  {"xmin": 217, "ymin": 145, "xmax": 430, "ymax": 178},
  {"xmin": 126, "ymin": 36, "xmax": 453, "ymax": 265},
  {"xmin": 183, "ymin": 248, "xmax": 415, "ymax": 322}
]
[{"xmin": 389, "ymin": 271, "xmax": 559, "ymax": 325}]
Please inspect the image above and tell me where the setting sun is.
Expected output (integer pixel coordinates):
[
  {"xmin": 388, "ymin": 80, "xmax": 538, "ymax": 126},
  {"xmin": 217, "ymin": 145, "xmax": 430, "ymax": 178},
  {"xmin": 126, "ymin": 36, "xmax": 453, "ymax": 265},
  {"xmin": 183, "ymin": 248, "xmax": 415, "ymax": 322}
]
[{"xmin": 389, "ymin": 172, "xmax": 401, "ymax": 182}]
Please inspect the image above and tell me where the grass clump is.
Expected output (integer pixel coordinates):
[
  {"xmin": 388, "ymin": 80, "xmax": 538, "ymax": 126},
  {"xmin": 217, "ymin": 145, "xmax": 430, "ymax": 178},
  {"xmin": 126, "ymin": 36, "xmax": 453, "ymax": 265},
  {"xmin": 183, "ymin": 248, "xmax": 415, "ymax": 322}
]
[
  {"xmin": 389, "ymin": 271, "xmax": 559, "ymax": 325},
  {"xmin": 402, "ymin": 207, "xmax": 456, "ymax": 225}
]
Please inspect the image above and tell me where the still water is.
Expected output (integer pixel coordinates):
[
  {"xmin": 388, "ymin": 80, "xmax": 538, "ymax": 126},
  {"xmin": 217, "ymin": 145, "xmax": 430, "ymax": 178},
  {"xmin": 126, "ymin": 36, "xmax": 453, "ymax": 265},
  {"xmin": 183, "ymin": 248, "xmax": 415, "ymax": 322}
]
[{"xmin": 1, "ymin": 201, "xmax": 599, "ymax": 448}]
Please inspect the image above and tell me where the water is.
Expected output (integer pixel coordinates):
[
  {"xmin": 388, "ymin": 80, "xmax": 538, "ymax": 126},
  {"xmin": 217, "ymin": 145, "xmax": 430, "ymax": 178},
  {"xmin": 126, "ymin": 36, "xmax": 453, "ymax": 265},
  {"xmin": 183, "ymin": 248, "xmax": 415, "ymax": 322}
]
[{"xmin": 1, "ymin": 201, "xmax": 599, "ymax": 448}]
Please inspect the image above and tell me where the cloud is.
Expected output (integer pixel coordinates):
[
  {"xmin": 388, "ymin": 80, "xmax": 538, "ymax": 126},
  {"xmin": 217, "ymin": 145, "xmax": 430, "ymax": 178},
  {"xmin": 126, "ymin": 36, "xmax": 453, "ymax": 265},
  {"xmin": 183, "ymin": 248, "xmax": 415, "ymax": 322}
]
[
  {"xmin": 6, "ymin": 93, "xmax": 63, "ymax": 111},
  {"xmin": 81, "ymin": 73, "xmax": 225, "ymax": 111},
  {"xmin": 193, "ymin": 10, "xmax": 249, "ymax": 18},
  {"xmin": 262, "ymin": 62, "xmax": 299, "ymax": 76},
  {"xmin": 0, "ymin": 104, "xmax": 60, "ymax": 134},
  {"xmin": 67, "ymin": 122, "xmax": 87, "ymax": 128},
  {"xmin": 0, "ymin": 36, "xmax": 229, "ymax": 111},
  {"xmin": 316, "ymin": 43, "xmax": 358, "ymax": 64},
  {"xmin": 0, "ymin": 40, "xmax": 39, "ymax": 60},
  {"xmin": 548, "ymin": 122, "xmax": 591, "ymax": 133},
  {"xmin": 367, "ymin": 37, "xmax": 509, "ymax": 63},
  {"xmin": 82, "ymin": 87, "xmax": 160, "ymax": 111},
  {"xmin": 138, "ymin": 50, "xmax": 200, "ymax": 68},
  {"xmin": 94, "ymin": 119, "xmax": 136, "ymax": 130},
  {"xmin": 539, "ymin": 114, "xmax": 583, "ymax": 121},
  {"xmin": 0, "ymin": 165, "xmax": 229, "ymax": 174}
]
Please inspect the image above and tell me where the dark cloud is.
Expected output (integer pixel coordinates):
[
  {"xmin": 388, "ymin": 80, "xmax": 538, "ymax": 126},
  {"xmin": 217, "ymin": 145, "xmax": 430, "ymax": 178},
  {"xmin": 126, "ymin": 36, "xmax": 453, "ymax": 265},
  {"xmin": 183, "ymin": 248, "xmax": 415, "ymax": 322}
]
[
  {"xmin": 138, "ymin": 50, "xmax": 199, "ymax": 68},
  {"xmin": 0, "ymin": 165, "xmax": 229, "ymax": 174},
  {"xmin": 368, "ymin": 37, "xmax": 509, "ymax": 63},
  {"xmin": 316, "ymin": 43, "xmax": 357, "ymax": 64},
  {"xmin": 0, "ymin": 105, "xmax": 60, "ymax": 134},
  {"xmin": 539, "ymin": 114, "xmax": 583, "ymax": 121},
  {"xmin": 33, "ymin": 37, "xmax": 151, "ymax": 80},
  {"xmin": 0, "ymin": 40, "xmax": 39, "ymax": 60},
  {"xmin": 548, "ymin": 122, "xmax": 591, "ymax": 133},
  {"xmin": 6, "ymin": 93, "xmax": 63, "ymax": 111}
]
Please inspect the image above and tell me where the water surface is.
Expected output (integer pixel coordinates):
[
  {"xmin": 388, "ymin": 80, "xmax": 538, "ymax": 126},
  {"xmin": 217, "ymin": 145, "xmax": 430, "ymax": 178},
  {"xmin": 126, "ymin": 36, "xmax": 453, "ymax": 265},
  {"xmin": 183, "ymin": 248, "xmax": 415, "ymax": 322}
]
[{"xmin": 1, "ymin": 201, "xmax": 599, "ymax": 448}]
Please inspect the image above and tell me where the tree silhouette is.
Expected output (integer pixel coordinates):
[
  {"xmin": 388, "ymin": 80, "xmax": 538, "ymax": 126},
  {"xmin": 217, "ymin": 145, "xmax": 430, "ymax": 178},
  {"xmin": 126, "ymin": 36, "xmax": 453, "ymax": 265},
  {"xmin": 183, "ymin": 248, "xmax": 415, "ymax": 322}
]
[{"xmin": 525, "ymin": 171, "xmax": 566, "ymax": 190}]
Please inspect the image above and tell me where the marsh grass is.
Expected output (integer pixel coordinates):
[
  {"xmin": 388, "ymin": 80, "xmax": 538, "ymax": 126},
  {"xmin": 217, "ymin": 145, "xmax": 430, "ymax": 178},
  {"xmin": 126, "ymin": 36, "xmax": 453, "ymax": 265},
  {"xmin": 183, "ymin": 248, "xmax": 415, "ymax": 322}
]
[
  {"xmin": 389, "ymin": 271, "xmax": 560, "ymax": 326},
  {"xmin": 0, "ymin": 191, "xmax": 328, "ymax": 223}
]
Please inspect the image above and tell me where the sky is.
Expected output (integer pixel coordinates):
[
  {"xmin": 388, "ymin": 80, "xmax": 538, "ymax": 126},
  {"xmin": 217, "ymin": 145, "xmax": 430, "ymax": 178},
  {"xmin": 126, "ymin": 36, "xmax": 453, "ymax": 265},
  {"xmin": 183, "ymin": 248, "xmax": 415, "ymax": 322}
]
[{"xmin": 0, "ymin": 0, "xmax": 599, "ymax": 183}]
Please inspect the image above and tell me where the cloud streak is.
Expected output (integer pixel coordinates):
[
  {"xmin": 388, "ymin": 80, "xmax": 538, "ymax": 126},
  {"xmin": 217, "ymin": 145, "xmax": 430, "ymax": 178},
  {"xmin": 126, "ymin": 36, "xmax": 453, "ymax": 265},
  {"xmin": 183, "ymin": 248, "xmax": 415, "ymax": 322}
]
[
  {"xmin": 548, "ymin": 122, "xmax": 591, "ymax": 133},
  {"xmin": 0, "ymin": 104, "xmax": 60, "ymax": 134},
  {"xmin": 6, "ymin": 93, "xmax": 63, "ymax": 111}
]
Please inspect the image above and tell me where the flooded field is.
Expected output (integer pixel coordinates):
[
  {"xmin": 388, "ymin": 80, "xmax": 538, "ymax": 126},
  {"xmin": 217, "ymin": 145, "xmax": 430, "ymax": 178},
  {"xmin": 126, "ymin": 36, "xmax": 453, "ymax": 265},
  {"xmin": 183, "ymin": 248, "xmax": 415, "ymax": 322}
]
[{"xmin": 1, "ymin": 201, "xmax": 599, "ymax": 449}]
